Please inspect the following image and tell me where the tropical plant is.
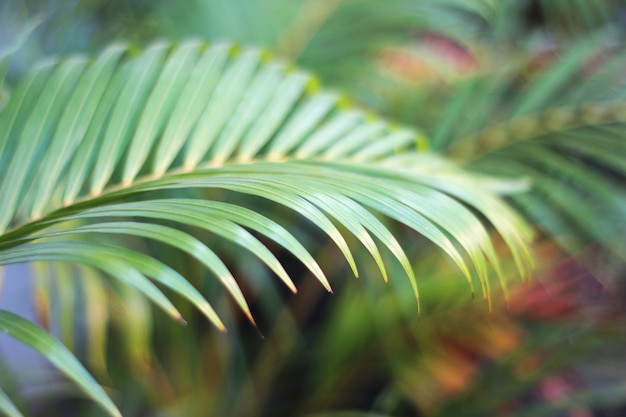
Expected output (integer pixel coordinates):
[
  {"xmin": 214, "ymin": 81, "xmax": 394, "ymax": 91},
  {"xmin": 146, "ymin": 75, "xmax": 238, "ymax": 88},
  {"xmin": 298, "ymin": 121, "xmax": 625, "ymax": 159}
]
[{"xmin": 1, "ymin": 1, "xmax": 625, "ymax": 416}]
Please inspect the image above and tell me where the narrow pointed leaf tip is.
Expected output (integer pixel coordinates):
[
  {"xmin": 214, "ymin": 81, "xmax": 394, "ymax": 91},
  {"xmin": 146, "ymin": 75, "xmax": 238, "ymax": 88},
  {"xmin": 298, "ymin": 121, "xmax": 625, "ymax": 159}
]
[{"xmin": 0, "ymin": 39, "xmax": 532, "ymax": 332}]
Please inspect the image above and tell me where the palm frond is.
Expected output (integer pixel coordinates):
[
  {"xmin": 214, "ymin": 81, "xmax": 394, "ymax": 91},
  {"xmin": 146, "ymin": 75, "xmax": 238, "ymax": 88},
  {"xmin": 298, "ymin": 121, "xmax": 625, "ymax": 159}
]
[
  {"xmin": 0, "ymin": 40, "xmax": 533, "ymax": 414},
  {"xmin": 400, "ymin": 32, "xmax": 626, "ymax": 261}
]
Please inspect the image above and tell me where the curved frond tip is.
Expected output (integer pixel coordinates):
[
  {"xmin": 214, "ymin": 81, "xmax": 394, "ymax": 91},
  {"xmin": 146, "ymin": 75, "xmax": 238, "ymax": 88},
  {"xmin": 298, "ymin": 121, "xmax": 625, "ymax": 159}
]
[
  {"xmin": 0, "ymin": 40, "xmax": 533, "ymax": 327},
  {"xmin": 0, "ymin": 38, "xmax": 536, "ymax": 415}
]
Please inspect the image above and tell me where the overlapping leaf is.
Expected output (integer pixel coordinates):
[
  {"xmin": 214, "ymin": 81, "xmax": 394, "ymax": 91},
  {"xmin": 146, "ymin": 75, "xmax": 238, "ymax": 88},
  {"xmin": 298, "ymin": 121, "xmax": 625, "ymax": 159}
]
[
  {"xmin": 0, "ymin": 41, "xmax": 532, "ymax": 415},
  {"xmin": 434, "ymin": 38, "xmax": 626, "ymax": 261}
]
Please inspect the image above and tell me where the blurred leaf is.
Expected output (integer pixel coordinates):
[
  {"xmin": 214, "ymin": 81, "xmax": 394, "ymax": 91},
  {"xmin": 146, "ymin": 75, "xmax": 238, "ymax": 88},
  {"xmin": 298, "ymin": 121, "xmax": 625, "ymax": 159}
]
[
  {"xmin": 0, "ymin": 386, "xmax": 24, "ymax": 417},
  {"xmin": 0, "ymin": 310, "xmax": 121, "ymax": 417}
]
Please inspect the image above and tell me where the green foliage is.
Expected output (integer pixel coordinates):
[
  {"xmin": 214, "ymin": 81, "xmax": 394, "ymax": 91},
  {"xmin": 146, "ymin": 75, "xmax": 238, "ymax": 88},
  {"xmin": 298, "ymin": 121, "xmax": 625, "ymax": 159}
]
[
  {"xmin": 0, "ymin": 0, "xmax": 625, "ymax": 416},
  {"xmin": 0, "ymin": 38, "xmax": 533, "ymax": 415},
  {"xmin": 0, "ymin": 311, "xmax": 121, "ymax": 417}
]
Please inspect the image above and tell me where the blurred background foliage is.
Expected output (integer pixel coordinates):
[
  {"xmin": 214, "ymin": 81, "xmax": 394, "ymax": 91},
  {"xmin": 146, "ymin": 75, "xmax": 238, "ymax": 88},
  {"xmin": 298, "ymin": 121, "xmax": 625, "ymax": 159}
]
[{"xmin": 1, "ymin": 0, "xmax": 626, "ymax": 416}]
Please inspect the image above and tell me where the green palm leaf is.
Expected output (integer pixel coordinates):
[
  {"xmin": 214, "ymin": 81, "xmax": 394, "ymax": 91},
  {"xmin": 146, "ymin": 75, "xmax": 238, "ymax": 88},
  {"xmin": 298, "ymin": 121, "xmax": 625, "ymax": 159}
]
[
  {"xmin": 0, "ymin": 310, "xmax": 122, "ymax": 417},
  {"xmin": 0, "ymin": 40, "xmax": 532, "ymax": 414},
  {"xmin": 0, "ymin": 386, "xmax": 24, "ymax": 417},
  {"xmin": 418, "ymin": 32, "xmax": 626, "ymax": 261}
]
